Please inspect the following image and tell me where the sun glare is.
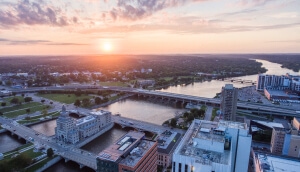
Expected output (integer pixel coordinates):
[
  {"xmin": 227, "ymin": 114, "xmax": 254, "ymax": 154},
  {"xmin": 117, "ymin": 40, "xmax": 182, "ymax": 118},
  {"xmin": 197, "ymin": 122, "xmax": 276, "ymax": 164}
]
[{"xmin": 102, "ymin": 42, "xmax": 112, "ymax": 52}]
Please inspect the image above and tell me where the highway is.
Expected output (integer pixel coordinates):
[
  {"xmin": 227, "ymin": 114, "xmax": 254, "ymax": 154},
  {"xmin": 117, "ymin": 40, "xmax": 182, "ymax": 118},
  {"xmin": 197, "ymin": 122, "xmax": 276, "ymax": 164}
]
[
  {"xmin": 112, "ymin": 115, "xmax": 185, "ymax": 135},
  {"xmin": 6, "ymin": 85, "xmax": 299, "ymax": 116}
]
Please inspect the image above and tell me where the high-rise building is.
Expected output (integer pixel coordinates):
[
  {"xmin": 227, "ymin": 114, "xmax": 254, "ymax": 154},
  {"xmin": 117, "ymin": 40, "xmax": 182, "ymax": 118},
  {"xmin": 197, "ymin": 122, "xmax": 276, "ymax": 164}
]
[
  {"xmin": 97, "ymin": 131, "xmax": 157, "ymax": 172},
  {"xmin": 172, "ymin": 119, "xmax": 252, "ymax": 172},
  {"xmin": 220, "ymin": 84, "xmax": 238, "ymax": 121},
  {"xmin": 256, "ymin": 74, "xmax": 291, "ymax": 91}
]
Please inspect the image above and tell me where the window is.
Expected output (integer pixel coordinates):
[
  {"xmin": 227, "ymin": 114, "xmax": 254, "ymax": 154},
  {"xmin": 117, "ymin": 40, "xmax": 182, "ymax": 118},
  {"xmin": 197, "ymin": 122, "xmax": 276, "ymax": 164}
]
[
  {"xmin": 185, "ymin": 164, "xmax": 188, "ymax": 172},
  {"xmin": 173, "ymin": 162, "xmax": 176, "ymax": 172},
  {"xmin": 179, "ymin": 163, "xmax": 182, "ymax": 172}
]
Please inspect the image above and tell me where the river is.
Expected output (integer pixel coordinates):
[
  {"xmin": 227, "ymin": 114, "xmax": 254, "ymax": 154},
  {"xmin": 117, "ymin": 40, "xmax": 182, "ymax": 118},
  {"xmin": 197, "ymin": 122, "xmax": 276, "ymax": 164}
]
[{"xmin": 1, "ymin": 59, "xmax": 299, "ymax": 171}]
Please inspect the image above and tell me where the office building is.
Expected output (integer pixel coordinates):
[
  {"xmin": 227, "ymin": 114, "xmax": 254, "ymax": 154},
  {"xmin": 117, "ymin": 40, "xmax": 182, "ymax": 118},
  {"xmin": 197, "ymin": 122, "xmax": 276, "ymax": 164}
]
[
  {"xmin": 157, "ymin": 130, "xmax": 181, "ymax": 168},
  {"xmin": 55, "ymin": 105, "xmax": 112, "ymax": 144},
  {"xmin": 220, "ymin": 84, "xmax": 238, "ymax": 121},
  {"xmin": 97, "ymin": 131, "xmax": 157, "ymax": 172},
  {"xmin": 172, "ymin": 119, "xmax": 252, "ymax": 172}
]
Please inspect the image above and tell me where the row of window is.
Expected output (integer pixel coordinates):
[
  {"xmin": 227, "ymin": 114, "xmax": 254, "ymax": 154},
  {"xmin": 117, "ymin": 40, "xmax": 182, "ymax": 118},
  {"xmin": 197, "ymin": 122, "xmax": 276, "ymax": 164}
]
[{"xmin": 173, "ymin": 162, "xmax": 193, "ymax": 172}]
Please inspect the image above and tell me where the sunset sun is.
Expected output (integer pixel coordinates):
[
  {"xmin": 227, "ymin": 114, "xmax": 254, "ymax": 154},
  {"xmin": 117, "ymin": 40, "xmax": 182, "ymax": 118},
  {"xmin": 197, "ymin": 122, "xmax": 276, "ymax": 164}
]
[{"xmin": 102, "ymin": 42, "xmax": 112, "ymax": 52}]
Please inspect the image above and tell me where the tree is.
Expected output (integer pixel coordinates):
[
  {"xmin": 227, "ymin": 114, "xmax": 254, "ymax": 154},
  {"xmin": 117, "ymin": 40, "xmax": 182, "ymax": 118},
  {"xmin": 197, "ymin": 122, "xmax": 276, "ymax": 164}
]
[
  {"xmin": 10, "ymin": 97, "xmax": 19, "ymax": 104},
  {"xmin": 26, "ymin": 108, "xmax": 30, "ymax": 114},
  {"xmin": 24, "ymin": 97, "xmax": 33, "ymax": 102},
  {"xmin": 1, "ymin": 102, "xmax": 6, "ymax": 106},
  {"xmin": 95, "ymin": 97, "xmax": 102, "ymax": 105},
  {"xmin": 5, "ymin": 80, "xmax": 12, "ymax": 86},
  {"xmin": 170, "ymin": 118, "xmax": 177, "ymax": 128},
  {"xmin": 74, "ymin": 99, "xmax": 81, "ymax": 107},
  {"xmin": 47, "ymin": 148, "xmax": 54, "ymax": 157},
  {"xmin": 82, "ymin": 98, "xmax": 90, "ymax": 107}
]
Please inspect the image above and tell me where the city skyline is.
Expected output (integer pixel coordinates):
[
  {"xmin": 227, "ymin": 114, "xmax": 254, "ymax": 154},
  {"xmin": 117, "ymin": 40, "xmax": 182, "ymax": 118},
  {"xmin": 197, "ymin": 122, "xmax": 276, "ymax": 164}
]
[{"xmin": 0, "ymin": 0, "xmax": 300, "ymax": 55}]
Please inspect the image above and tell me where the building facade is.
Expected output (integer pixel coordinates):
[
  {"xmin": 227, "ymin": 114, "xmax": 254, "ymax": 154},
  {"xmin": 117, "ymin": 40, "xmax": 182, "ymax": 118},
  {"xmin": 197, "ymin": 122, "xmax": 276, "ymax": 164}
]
[
  {"xmin": 172, "ymin": 119, "xmax": 252, "ymax": 172},
  {"xmin": 220, "ymin": 84, "xmax": 238, "ymax": 121},
  {"xmin": 55, "ymin": 105, "xmax": 112, "ymax": 144}
]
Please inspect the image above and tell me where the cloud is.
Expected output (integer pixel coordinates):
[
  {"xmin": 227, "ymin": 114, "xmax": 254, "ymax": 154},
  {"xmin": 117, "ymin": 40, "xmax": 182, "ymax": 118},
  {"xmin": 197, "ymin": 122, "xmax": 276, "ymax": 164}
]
[
  {"xmin": 237, "ymin": 0, "xmax": 273, "ymax": 7},
  {"xmin": 0, "ymin": 0, "xmax": 77, "ymax": 28},
  {"xmin": 80, "ymin": 18, "xmax": 300, "ymax": 34},
  {"xmin": 0, "ymin": 38, "xmax": 87, "ymax": 46},
  {"xmin": 109, "ymin": 0, "xmax": 208, "ymax": 21},
  {"xmin": 266, "ymin": 39, "xmax": 300, "ymax": 43}
]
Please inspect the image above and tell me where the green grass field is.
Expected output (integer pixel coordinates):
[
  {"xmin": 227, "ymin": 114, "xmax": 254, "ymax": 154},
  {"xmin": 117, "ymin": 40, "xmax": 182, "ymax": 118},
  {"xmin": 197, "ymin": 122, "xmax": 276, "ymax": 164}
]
[
  {"xmin": 18, "ymin": 111, "xmax": 59, "ymax": 124},
  {"xmin": 1, "ymin": 96, "xmax": 24, "ymax": 106},
  {"xmin": 100, "ymin": 81, "xmax": 128, "ymax": 87},
  {"xmin": 1, "ymin": 102, "xmax": 48, "ymax": 118},
  {"xmin": 25, "ymin": 156, "xmax": 56, "ymax": 172},
  {"xmin": 37, "ymin": 93, "xmax": 93, "ymax": 104}
]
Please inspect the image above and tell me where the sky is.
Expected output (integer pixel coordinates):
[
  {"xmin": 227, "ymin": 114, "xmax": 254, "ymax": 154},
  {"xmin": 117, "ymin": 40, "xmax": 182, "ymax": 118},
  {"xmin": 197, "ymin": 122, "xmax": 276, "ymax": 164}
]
[{"xmin": 0, "ymin": 0, "xmax": 299, "ymax": 55}]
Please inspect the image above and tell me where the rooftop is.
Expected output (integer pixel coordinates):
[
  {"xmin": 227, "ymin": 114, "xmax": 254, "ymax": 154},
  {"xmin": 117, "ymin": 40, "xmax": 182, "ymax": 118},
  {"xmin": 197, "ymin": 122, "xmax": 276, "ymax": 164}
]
[
  {"xmin": 254, "ymin": 152, "xmax": 300, "ymax": 172},
  {"xmin": 89, "ymin": 110, "xmax": 110, "ymax": 116},
  {"xmin": 252, "ymin": 120, "xmax": 284, "ymax": 129},
  {"xmin": 175, "ymin": 120, "xmax": 247, "ymax": 165},
  {"xmin": 76, "ymin": 115, "xmax": 95, "ymax": 125},
  {"xmin": 224, "ymin": 84, "xmax": 234, "ymax": 89},
  {"xmin": 98, "ymin": 131, "xmax": 145, "ymax": 162},
  {"xmin": 266, "ymin": 90, "xmax": 299, "ymax": 98},
  {"xmin": 157, "ymin": 130, "xmax": 181, "ymax": 154},
  {"xmin": 119, "ymin": 140, "xmax": 156, "ymax": 168}
]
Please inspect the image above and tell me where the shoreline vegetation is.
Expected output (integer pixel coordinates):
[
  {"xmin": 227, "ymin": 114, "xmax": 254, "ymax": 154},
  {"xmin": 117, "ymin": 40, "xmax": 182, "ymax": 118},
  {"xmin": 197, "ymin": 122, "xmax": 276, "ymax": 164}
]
[{"xmin": 0, "ymin": 55, "xmax": 270, "ymax": 88}]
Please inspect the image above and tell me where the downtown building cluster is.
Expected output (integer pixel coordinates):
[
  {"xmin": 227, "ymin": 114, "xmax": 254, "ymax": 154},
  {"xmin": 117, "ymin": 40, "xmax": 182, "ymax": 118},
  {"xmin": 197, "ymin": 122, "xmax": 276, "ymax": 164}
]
[{"xmin": 256, "ymin": 73, "xmax": 300, "ymax": 101}]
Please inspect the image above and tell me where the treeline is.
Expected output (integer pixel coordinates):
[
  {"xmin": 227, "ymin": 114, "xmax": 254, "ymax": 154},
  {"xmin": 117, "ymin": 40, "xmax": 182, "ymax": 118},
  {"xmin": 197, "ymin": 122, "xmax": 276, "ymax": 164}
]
[
  {"xmin": 256, "ymin": 54, "xmax": 300, "ymax": 72},
  {"xmin": 0, "ymin": 55, "xmax": 268, "ymax": 78}
]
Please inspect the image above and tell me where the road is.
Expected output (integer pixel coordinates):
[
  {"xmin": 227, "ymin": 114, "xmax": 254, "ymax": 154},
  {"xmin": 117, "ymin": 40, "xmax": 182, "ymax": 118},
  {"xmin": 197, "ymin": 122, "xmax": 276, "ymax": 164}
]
[
  {"xmin": 204, "ymin": 106, "xmax": 213, "ymax": 121},
  {"xmin": 0, "ymin": 116, "xmax": 98, "ymax": 169}
]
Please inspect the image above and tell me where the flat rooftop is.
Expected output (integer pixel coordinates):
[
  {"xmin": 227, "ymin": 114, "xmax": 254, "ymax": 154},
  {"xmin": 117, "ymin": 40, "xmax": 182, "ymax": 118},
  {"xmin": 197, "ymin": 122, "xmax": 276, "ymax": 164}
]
[
  {"xmin": 176, "ymin": 120, "xmax": 247, "ymax": 165},
  {"xmin": 98, "ymin": 131, "xmax": 145, "ymax": 162},
  {"xmin": 266, "ymin": 90, "xmax": 299, "ymax": 98},
  {"xmin": 224, "ymin": 84, "xmax": 234, "ymax": 89},
  {"xmin": 157, "ymin": 130, "xmax": 181, "ymax": 154},
  {"xmin": 89, "ymin": 110, "xmax": 110, "ymax": 116},
  {"xmin": 76, "ymin": 115, "xmax": 95, "ymax": 125},
  {"xmin": 254, "ymin": 152, "xmax": 300, "ymax": 172},
  {"xmin": 119, "ymin": 140, "xmax": 156, "ymax": 168},
  {"xmin": 252, "ymin": 120, "xmax": 284, "ymax": 129}
]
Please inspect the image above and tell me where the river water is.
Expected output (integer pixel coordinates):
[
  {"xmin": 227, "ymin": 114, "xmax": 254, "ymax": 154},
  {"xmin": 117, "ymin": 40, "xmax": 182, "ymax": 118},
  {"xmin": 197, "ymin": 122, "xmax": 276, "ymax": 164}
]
[{"xmin": 1, "ymin": 59, "xmax": 299, "ymax": 171}]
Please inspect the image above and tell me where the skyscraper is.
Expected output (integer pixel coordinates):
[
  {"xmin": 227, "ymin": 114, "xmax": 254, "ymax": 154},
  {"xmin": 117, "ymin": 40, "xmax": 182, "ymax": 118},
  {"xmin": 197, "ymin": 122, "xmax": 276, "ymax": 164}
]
[{"xmin": 220, "ymin": 84, "xmax": 238, "ymax": 121}]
